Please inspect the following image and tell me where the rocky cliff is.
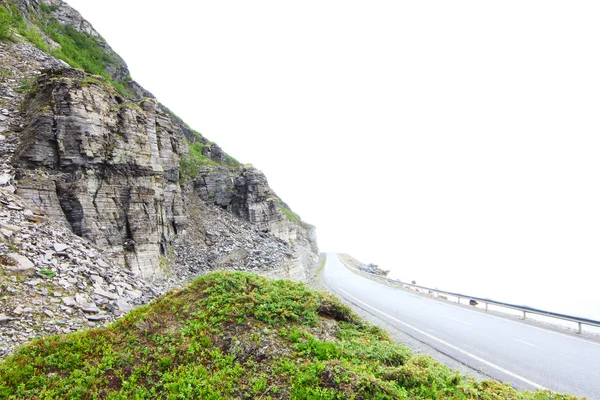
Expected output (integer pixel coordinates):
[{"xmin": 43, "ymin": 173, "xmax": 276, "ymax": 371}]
[
  {"xmin": 11, "ymin": 67, "xmax": 317, "ymax": 280},
  {"xmin": 0, "ymin": 0, "xmax": 318, "ymax": 356}
]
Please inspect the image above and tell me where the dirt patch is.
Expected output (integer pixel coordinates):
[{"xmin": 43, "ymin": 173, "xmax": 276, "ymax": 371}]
[{"xmin": 0, "ymin": 255, "xmax": 17, "ymax": 266}]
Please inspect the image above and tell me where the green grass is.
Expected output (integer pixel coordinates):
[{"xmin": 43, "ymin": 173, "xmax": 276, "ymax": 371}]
[
  {"xmin": 37, "ymin": 268, "xmax": 56, "ymax": 278},
  {"xmin": 224, "ymin": 153, "xmax": 241, "ymax": 167},
  {"xmin": 179, "ymin": 141, "xmax": 219, "ymax": 182},
  {"xmin": 0, "ymin": 271, "xmax": 579, "ymax": 399},
  {"xmin": 0, "ymin": 1, "xmax": 133, "ymax": 97},
  {"xmin": 279, "ymin": 201, "xmax": 300, "ymax": 224},
  {"xmin": 42, "ymin": 22, "xmax": 134, "ymax": 98},
  {"xmin": 179, "ymin": 139, "xmax": 243, "ymax": 181},
  {"xmin": 0, "ymin": 5, "xmax": 13, "ymax": 40}
]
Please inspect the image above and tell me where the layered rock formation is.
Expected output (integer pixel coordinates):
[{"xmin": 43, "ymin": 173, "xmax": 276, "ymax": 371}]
[
  {"xmin": 0, "ymin": 0, "xmax": 319, "ymax": 356},
  {"xmin": 11, "ymin": 68, "xmax": 317, "ymax": 280},
  {"xmin": 14, "ymin": 68, "xmax": 187, "ymax": 277}
]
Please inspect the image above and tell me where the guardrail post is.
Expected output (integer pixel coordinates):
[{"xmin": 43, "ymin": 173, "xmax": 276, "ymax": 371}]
[
  {"xmin": 523, "ymin": 311, "xmax": 527, "ymax": 320},
  {"xmin": 458, "ymin": 297, "xmax": 461, "ymax": 304},
  {"xmin": 485, "ymin": 303, "xmax": 488, "ymax": 311},
  {"xmin": 578, "ymin": 322, "xmax": 582, "ymax": 334}
]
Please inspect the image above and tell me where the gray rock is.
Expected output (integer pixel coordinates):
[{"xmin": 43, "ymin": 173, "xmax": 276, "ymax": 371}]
[
  {"xmin": 126, "ymin": 289, "xmax": 143, "ymax": 299},
  {"xmin": 86, "ymin": 314, "xmax": 108, "ymax": 321},
  {"xmin": 0, "ymin": 314, "xmax": 11, "ymax": 324},
  {"xmin": 80, "ymin": 303, "xmax": 100, "ymax": 314},
  {"xmin": 116, "ymin": 299, "xmax": 133, "ymax": 312},
  {"xmin": 0, "ymin": 174, "xmax": 10, "ymax": 185},
  {"xmin": 2, "ymin": 253, "xmax": 35, "ymax": 272},
  {"xmin": 62, "ymin": 297, "xmax": 77, "ymax": 307},
  {"xmin": 93, "ymin": 287, "xmax": 119, "ymax": 300},
  {"xmin": 0, "ymin": 223, "xmax": 20, "ymax": 234},
  {"xmin": 90, "ymin": 275, "xmax": 104, "ymax": 286},
  {"xmin": 75, "ymin": 294, "xmax": 87, "ymax": 305},
  {"xmin": 26, "ymin": 278, "xmax": 42, "ymax": 286},
  {"xmin": 53, "ymin": 243, "xmax": 69, "ymax": 253},
  {"xmin": 0, "ymin": 228, "xmax": 12, "ymax": 239},
  {"xmin": 13, "ymin": 70, "xmax": 318, "ymax": 281}
]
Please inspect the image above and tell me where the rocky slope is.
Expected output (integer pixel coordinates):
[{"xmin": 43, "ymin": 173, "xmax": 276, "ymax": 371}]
[{"xmin": 0, "ymin": 0, "xmax": 318, "ymax": 357}]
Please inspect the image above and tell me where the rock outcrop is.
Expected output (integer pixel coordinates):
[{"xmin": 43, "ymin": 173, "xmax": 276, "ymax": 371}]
[
  {"xmin": 0, "ymin": 186, "xmax": 161, "ymax": 357},
  {"xmin": 11, "ymin": 67, "xmax": 317, "ymax": 280},
  {"xmin": 0, "ymin": 0, "xmax": 319, "ymax": 358},
  {"xmin": 13, "ymin": 68, "xmax": 187, "ymax": 278}
]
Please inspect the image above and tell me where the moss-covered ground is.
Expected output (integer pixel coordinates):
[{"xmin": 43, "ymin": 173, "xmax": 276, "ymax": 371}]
[{"xmin": 0, "ymin": 272, "xmax": 578, "ymax": 399}]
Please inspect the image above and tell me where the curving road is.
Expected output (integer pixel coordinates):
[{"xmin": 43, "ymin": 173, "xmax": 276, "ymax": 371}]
[{"xmin": 322, "ymin": 253, "xmax": 600, "ymax": 399}]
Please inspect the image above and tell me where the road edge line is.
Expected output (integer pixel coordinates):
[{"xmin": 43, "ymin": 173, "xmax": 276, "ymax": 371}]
[
  {"xmin": 324, "ymin": 263, "xmax": 549, "ymax": 391},
  {"xmin": 335, "ymin": 253, "xmax": 600, "ymax": 347}
]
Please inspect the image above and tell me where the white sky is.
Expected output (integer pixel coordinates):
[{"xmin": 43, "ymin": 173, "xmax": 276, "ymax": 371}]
[{"xmin": 65, "ymin": 0, "xmax": 600, "ymax": 318}]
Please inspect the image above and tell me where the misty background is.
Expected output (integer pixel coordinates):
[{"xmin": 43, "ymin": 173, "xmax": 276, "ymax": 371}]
[{"xmin": 65, "ymin": 0, "xmax": 600, "ymax": 319}]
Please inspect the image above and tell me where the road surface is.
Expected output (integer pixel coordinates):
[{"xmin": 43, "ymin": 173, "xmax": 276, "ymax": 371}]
[{"xmin": 322, "ymin": 253, "xmax": 600, "ymax": 399}]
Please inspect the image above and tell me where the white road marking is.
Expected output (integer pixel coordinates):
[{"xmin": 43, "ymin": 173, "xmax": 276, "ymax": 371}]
[
  {"xmin": 335, "ymin": 254, "xmax": 600, "ymax": 348},
  {"xmin": 432, "ymin": 298, "xmax": 600, "ymax": 347},
  {"xmin": 444, "ymin": 316, "xmax": 472, "ymax": 326},
  {"xmin": 514, "ymin": 339, "xmax": 536, "ymax": 347},
  {"xmin": 324, "ymin": 277, "xmax": 549, "ymax": 391}
]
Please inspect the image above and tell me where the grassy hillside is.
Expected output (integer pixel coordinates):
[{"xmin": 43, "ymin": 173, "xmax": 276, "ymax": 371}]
[
  {"xmin": 0, "ymin": 272, "xmax": 577, "ymax": 399},
  {"xmin": 0, "ymin": 0, "xmax": 135, "ymax": 97}
]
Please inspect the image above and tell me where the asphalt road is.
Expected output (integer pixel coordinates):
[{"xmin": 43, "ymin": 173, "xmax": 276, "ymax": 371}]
[{"xmin": 322, "ymin": 253, "xmax": 600, "ymax": 399}]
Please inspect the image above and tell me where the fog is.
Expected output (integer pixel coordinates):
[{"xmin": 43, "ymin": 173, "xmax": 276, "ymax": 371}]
[{"xmin": 65, "ymin": 0, "xmax": 600, "ymax": 319}]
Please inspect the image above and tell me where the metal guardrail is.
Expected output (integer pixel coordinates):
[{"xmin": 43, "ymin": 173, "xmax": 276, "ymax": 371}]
[{"xmin": 339, "ymin": 255, "xmax": 600, "ymax": 334}]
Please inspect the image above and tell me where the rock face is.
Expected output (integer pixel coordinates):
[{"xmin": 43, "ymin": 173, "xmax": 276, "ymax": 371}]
[
  {"xmin": 0, "ymin": 187, "xmax": 161, "ymax": 358},
  {"xmin": 14, "ymin": 69, "xmax": 187, "ymax": 277},
  {"xmin": 0, "ymin": 0, "xmax": 319, "ymax": 359},
  {"xmin": 1, "ymin": 0, "xmax": 318, "ymax": 283},
  {"xmin": 13, "ymin": 67, "xmax": 317, "ymax": 280}
]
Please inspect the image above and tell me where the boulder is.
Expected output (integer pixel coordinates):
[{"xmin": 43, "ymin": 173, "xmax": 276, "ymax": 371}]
[{"xmin": 1, "ymin": 253, "xmax": 35, "ymax": 273}]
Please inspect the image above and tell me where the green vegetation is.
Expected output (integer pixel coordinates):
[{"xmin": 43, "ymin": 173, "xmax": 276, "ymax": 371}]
[
  {"xmin": 0, "ymin": 272, "xmax": 578, "ymax": 399},
  {"xmin": 15, "ymin": 75, "xmax": 37, "ymax": 94},
  {"xmin": 179, "ymin": 141, "xmax": 219, "ymax": 182},
  {"xmin": 0, "ymin": 4, "xmax": 47, "ymax": 49},
  {"xmin": 0, "ymin": 5, "xmax": 12, "ymax": 40},
  {"xmin": 224, "ymin": 153, "xmax": 242, "ymax": 167},
  {"xmin": 0, "ymin": 2, "xmax": 133, "ymax": 97},
  {"xmin": 179, "ymin": 138, "xmax": 242, "ymax": 182},
  {"xmin": 0, "ymin": 67, "xmax": 11, "ymax": 82},
  {"xmin": 279, "ymin": 201, "xmax": 300, "ymax": 224},
  {"xmin": 188, "ymin": 141, "xmax": 207, "ymax": 161},
  {"xmin": 37, "ymin": 268, "xmax": 56, "ymax": 278},
  {"xmin": 38, "ymin": 2, "xmax": 59, "ymax": 14}
]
